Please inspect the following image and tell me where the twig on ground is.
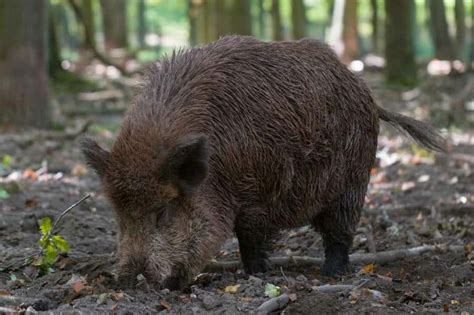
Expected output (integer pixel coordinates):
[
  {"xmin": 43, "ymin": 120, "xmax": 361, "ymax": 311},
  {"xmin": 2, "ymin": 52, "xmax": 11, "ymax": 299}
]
[
  {"xmin": 205, "ymin": 244, "xmax": 467, "ymax": 272},
  {"xmin": 49, "ymin": 194, "xmax": 90, "ymax": 236},
  {"xmin": 256, "ymin": 293, "xmax": 289, "ymax": 314},
  {"xmin": 312, "ymin": 284, "xmax": 355, "ymax": 293}
]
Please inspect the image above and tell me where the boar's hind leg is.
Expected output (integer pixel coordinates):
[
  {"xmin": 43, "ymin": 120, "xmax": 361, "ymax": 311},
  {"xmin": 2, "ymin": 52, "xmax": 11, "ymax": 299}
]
[
  {"xmin": 235, "ymin": 219, "xmax": 274, "ymax": 274},
  {"xmin": 314, "ymin": 187, "xmax": 365, "ymax": 277}
]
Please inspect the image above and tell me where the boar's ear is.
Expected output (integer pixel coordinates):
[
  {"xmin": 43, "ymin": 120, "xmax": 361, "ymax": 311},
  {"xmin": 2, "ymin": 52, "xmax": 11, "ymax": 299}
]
[
  {"xmin": 164, "ymin": 134, "xmax": 209, "ymax": 196},
  {"xmin": 80, "ymin": 137, "xmax": 110, "ymax": 176}
]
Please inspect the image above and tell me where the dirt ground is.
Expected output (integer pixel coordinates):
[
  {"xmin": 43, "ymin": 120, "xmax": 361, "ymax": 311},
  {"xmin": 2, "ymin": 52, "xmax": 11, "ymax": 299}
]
[{"xmin": 0, "ymin": 72, "xmax": 473, "ymax": 314}]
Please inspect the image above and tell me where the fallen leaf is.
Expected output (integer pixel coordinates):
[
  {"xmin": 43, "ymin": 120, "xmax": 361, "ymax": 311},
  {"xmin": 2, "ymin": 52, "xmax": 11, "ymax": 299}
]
[
  {"xmin": 464, "ymin": 243, "xmax": 472, "ymax": 257},
  {"xmin": 73, "ymin": 280, "xmax": 86, "ymax": 294},
  {"xmin": 288, "ymin": 293, "xmax": 298, "ymax": 302},
  {"xmin": 71, "ymin": 164, "xmax": 88, "ymax": 177},
  {"xmin": 23, "ymin": 168, "xmax": 38, "ymax": 181},
  {"xmin": 443, "ymin": 304, "xmax": 449, "ymax": 312},
  {"xmin": 264, "ymin": 283, "xmax": 281, "ymax": 298},
  {"xmin": 179, "ymin": 294, "xmax": 191, "ymax": 303},
  {"xmin": 97, "ymin": 293, "xmax": 109, "ymax": 305},
  {"xmin": 450, "ymin": 299, "xmax": 460, "ymax": 305},
  {"xmin": 224, "ymin": 284, "xmax": 241, "ymax": 294},
  {"xmin": 401, "ymin": 181, "xmax": 416, "ymax": 191},
  {"xmin": 0, "ymin": 290, "xmax": 10, "ymax": 296},
  {"xmin": 360, "ymin": 263, "xmax": 375, "ymax": 274},
  {"xmin": 111, "ymin": 292, "xmax": 124, "ymax": 301},
  {"xmin": 160, "ymin": 300, "xmax": 172, "ymax": 310},
  {"xmin": 25, "ymin": 198, "xmax": 37, "ymax": 208}
]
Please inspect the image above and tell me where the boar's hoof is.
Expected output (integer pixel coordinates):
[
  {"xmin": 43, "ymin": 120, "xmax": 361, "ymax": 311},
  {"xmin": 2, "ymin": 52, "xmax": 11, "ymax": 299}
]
[
  {"xmin": 321, "ymin": 261, "xmax": 350, "ymax": 277},
  {"xmin": 243, "ymin": 258, "xmax": 269, "ymax": 274},
  {"xmin": 162, "ymin": 276, "xmax": 185, "ymax": 291}
]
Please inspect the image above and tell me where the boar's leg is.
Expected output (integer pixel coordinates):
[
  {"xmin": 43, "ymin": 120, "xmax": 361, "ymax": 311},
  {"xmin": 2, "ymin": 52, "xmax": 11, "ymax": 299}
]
[
  {"xmin": 235, "ymin": 218, "xmax": 274, "ymax": 274},
  {"xmin": 314, "ymin": 188, "xmax": 364, "ymax": 277}
]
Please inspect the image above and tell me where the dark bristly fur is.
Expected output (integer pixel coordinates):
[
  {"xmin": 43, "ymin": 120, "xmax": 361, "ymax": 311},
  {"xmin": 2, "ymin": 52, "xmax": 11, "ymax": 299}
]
[{"xmin": 81, "ymin": 35, "xmax": 446, "ymax": 289}]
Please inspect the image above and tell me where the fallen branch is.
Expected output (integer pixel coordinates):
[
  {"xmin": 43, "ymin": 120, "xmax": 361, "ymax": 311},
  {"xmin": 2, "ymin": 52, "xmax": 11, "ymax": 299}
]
[
  {"xmin": 256, "ymin": 293, "xmax": 289, "ymax": 314},
  {"xmin": 312, "ymin": 284, "xmax": 355, "ymax": 293},
  {"xmin": 205, "ymin": 244, "xmax": 467, "ymax": 272}
]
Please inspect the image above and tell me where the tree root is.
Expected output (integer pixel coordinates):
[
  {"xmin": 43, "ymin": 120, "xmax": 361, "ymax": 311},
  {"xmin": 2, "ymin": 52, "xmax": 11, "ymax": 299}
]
[{"xmin": 205, "ymin": 244, "xmax": 468, "ymax": 272}]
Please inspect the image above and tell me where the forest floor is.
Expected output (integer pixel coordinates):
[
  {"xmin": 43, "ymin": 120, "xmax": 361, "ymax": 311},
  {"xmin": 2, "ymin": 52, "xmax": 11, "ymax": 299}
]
[{"xmin": 0, "ymin": 71, "xmax": 473, "ymax": 314}]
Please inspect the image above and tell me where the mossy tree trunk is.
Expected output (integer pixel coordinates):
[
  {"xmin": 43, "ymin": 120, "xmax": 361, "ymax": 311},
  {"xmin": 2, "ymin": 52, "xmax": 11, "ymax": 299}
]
[
  {"xmin": 385, "ymin": 0, "xmax": 417, "ymax": 86},
  {"xmin": 0, "ymin": 0, "xmax": 50, "ymax": 128}
]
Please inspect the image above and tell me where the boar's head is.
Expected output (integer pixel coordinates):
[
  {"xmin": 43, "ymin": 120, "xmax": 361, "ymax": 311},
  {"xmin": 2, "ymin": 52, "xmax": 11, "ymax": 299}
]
[{"xmin": 80, "ymin": 132, "xmax": 209, "ymax": 289}]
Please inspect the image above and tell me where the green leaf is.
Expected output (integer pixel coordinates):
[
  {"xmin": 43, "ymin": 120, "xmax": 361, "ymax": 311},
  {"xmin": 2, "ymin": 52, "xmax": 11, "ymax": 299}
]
[
  {"xmin": 264, "ymin": 283, "xmax": 281, "ymax": 298},
  {"xmin": 42, "ymin": 243, "xmax": 58, "ymax": 265},
  {"xmin": 8, "ymin": 274, "xmax": 17, "ymax": 282},
  {"xmin": 2, "ymin": 155, "xmax": 13, "ymax": 168},
  {"xmin": 0, "ymin": 188, "xmax": 9, "ymax": 199},
  {"xmin": 39, "ymin": 217, "xmax": 53, "ymax": 236},
  {"xmin": 52, "ymin": 235, "xmax": 70, "ymax": 253}
]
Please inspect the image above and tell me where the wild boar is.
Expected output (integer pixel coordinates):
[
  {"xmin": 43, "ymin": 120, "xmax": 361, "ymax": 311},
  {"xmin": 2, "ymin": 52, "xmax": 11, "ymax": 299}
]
[{"xmin": 81, "ymin": 35, "xmax": 445, "ymax": 290}]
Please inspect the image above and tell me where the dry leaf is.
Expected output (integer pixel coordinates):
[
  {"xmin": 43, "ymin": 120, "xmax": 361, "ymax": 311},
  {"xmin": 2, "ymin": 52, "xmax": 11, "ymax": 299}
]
[
  {"xmin": 288, "ymin": 293, "xmax": 298, "ymax": 302},
  {"xmin": 71, "ymin": 164, "xmax": 88, "ymax": 177},
  {"xmin": 0, "ymin": 290, "xmax": 10, "ymax": 296},
  {"xmin": 73, "ymin": 280, "xmax": 86, "ymax": 294},
  {"xmin": 111, "ymin": 292, "xmax": 124, "ymax": 301},
  {"xmin": 224, "ymin": 284, "xmax": 241, "ymax": 294},
  {"xmin": 360, "ymin": 263, "xmax": 375, "ymax": 274},
  {"xmin": 23, "ymin": 168, "xmax": 38, "ymax": 181},
  {"xmin": 443, "ymin": 304, "xmax": 449, "ymax": 312},
  {"xmin": 160, "ymin": 300, "xmax": 172, "ymax": 310},
  {"xmin": 450, "ymin": 299, "xmax": 460, "ymax": 305}
]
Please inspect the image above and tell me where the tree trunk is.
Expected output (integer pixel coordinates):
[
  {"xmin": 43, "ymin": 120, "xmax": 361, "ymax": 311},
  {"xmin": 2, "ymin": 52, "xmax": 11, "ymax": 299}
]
[
  {"xmin": 385, "ymin": 0, "xmax": 417, "ymax": 86},
  {"xmin": 257, "ymin": 0, "xmax": 265, "ymax": 38},
  {"xmin": 100, "ymin": 0, "xmax": 128, "ymax": 51},
  {"xmin": 188, "ymin": 0, "xmax": 198, "ymax": 46},
  {"xmin": 49, "ymin": 2, "xmax": 63, "ymax": 79},
  {"xmin": 470, "ymin": 0, "xmax": 474, "ymax": 70},
  {"xmin": 341, "ymin": 0, "xmax": 358, "ymax": 63},
  {"xmin": 454, "ymin": 0, "xmax": 465, "ymax": 60},
  {"xmin": 81, "ymin": 0, "xmax": 95, "ymax": 50},
  {"xmin": 137, "ymin": 0, "xmax": 146, "ymax": 48},
  {"xmin": 429, "ymin": 0, "xmax": 455, "ymax": 60},
  {"xmin": 291, "ymin": 0, "xmax": 306, "ymax": 39},
  {"xmin": 271, "ymin": 0, "xmax": 283, "ymax": 41},
  {"xmin": 232, "ymin": 0, "xmax": 251, "ymax": 36},
  {"xmin": 370, "ymin": 0, "xmax": 379, "ymax": 53},
  {"xmin": 0, "ymin": 0, "xmax": 50, "ymax": 128}
]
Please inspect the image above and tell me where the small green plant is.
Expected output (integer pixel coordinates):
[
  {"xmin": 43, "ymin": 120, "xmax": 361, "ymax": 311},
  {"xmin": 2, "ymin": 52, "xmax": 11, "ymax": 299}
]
[
  {"xmin": 29, "ymin": 194, "xmax": 90, "ymax": 275},
  {"xmin": 0, "ymin": 188, "xmax": 9, "ymax": 199},
  {"xmin": 33, "ymin": 217, "xmax": 70, "ymax": 275}
]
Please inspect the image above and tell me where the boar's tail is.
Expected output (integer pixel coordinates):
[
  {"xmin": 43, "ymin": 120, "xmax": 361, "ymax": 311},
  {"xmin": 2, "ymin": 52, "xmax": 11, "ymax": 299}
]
[{"xmin": 377, "ymin": 106, "xmax": 447, "ymax": 152}]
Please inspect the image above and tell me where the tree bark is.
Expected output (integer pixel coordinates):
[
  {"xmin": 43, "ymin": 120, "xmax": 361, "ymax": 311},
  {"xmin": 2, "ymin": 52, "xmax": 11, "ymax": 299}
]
[
  {"xmin": 137, "ymin": 0, "xmax": 146, "ymax": 48},
  {"xmin": 257, "ymin": 0, "xmax": 265, "ymax": 38},
  {"xmin": 0, "ymin": 0, "xmax": 50, "ymax": 128},
  {"xmin": 232, "ymin": 0, "xmax": 251, "ymax": 36},
  {"xmin": 49, "ymin": 2, "xmax": 63, "ymax": 79},
  {"xmin": 384, "ymin": 0, "xmax": 417, "ymax": 86},
  {"xmin": 341, "ymin": 0, "xmax": 359, "ymax": 64},
  {"xmin": 271, "ymin": 0, "xmax": 283, "ymax": 41},
  {"xmin": 100, "ymin": 0, "xmax": 128, "ymax": 51},
  {"xmin": 370, "ymin": 0, "xmax": 379, "ymax": 53},
  {"xmin": 454, "ymin": 0, "xmax": 466, "ymax": 60},
  {"xmin": 291, "ymin": 0, "xmax": 306, "ymax": 39},
  {"xmin": 429, "ymin": 0, "xmax": 455, "ymax": 60}
]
